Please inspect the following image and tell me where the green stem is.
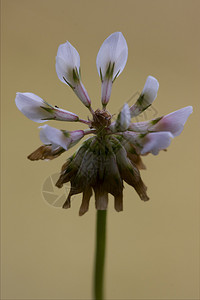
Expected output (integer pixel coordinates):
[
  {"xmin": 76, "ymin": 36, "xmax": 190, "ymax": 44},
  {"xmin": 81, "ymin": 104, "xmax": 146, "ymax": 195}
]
[{"xmin": 93, "ymin": 210, "xmax": 107, "ymax": 300}]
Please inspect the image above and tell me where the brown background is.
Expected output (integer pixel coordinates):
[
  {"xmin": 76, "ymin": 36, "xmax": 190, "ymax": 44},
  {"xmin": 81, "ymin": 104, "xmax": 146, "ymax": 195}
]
[{"xmin": 1, "ymin": 0, "xmax": 200, "ymax": 299}]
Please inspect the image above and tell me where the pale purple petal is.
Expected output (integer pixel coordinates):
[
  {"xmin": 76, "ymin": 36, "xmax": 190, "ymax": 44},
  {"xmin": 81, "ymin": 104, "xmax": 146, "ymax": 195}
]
[
  {"xmin": 52, "ymin": 108, "xmax": 79, "ymax": 121},
  {"xmin": 128, "ymin": 106, "xmax": 193, "ymax": 137},
  {"xmin": 101, "ymin": 79, "xmax": 113, "ymax": 107},
  {"xmin": 73, "ymin": 82, "xmax": 91, "ymax": 108},
  {"xmin": 140, "ymin": 132, "xmax": 173, "ymax": 155},
  {"xmin": 150, "ymin": 106, "xmax": 193, "ymax": 137},
  {"xmin": 123, "ymin": 131, "xmax": 173, "ymax": 155},
  {"xmin": 70, "ymin": 130, "xmax": 85, "ymax": 142},
  {"xmin": 66, "ymin": 130, "xmax": 85, "ymax": 149}
]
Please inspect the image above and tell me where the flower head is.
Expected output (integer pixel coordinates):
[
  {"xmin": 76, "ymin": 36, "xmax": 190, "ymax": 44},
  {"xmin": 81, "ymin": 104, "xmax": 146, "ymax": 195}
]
[{"xmin": 15, "ymin": 32, "xmax": 193, "ymax": 215}]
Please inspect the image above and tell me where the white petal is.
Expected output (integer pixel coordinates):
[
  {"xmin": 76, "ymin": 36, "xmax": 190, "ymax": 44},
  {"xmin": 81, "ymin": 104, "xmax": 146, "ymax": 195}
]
[
  {"xmin": 39, "ymin": 127, "xmax": 51, "ymax": 145},
  {"xmin": 96, "ymin": 32, "xmax": 128, "ymax": 81},
  {"xmin": 141, "ymin": 76, "xmax": 159, "ymax": 104},
  {"xmin": 39, "ymin": 125, "xmax": 69, "ymax": 150},
  {"xmin": 55, "ymin": 41, "xmax": 91, "ymax": 108},
  {"xmin": 15, "ymin": 92, "xmax": 79, "ymax": 122},
  {"xmin": 115, "ymin": 103, "xmax": 131, "ymax": 131},
  {"xmin": 15, "ymin": 93, "xmax": 52, "ymax": 123},
  {"xmin": 140, "ymin": 132, "xmax": 173, "ymax": 155},
  {"xmin": 123, "ymin": 131, "xmax": 173, "ymax": 155},
  {"xmin": 128, "ymin": 121, "xmax": 149, "ymax": 133},
  {"xmin": 130, "ymin": 76, "xmax": 159, "ymax": 117},
  {"xmin": 122, "ymin": 131, "xmax": 139, "ymax": 145},
  {"xmin": 56, "ymin": 41, "xmax": 80, "ymax": 86},
  {"xmin": 39, "ymin": 125, "xmax": 84, "ymax": 151},
  {"xmin": 16, "ymin": 92, "xmax": 44, "ymax": 108},
  {"xmin": 150, "ymin": 106, "xmax": 193, "ymax": 137}
]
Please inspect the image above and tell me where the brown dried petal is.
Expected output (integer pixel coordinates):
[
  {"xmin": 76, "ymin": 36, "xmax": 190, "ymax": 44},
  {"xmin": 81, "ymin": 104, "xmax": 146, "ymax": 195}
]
[
  {"xmin": 114, "ymin": 141, "xmax": 149, "ymax": 201},
  {"xmin": 93, "ymin": 185, "xmax": 108, "ymax": 210},
  {"xmin": 123, "ymin": 164, "xmax": 149, "ymax": 201},
  {"xmin": 104, "ymin": 146, "xmax": 123, "ymax": 195},
  {"xmin": 79, "ymin": 187, "xmax": 93, "ymax": 216},
  {"xmin": 56, "ymin": 142, "xmax": 90, "ymax": 188},
  {"xmin": 62, "ymin": 195, "xmax": 71, "ymax": 209},
  {"xmin": 27, "ymin": 145, "xmax": 64, "ymax": 161},
  {"xmin": 56, "ymin": 162, "xmax": 76, "ymax": 188},
  {"xmin": 74, "ymin": 147, "xmax": 98, "ymax": 188},
  {"xmin": 114, "ymin": 193, "xmax": 123, "ymax": 212},
  {"xmin": 121, "ymin": 140, "xmax": 146, "ymax": 170},
  {"xmin": 127, "ymin": 152, "xmax": 146, "ymax": 170},
  {"xmin": 102, "ymin": 144, "xmax": 124, "ymax": 211},
  {"xmin": 62, "ymin": 179, "xmax": 83, "ymax": 209}
]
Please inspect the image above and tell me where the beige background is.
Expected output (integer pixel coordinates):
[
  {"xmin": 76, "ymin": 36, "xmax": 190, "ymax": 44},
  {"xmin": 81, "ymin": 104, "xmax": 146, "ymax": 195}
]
[{"xmin": 1, "ymin": 0, "xmax": 200, "ymax": 299}]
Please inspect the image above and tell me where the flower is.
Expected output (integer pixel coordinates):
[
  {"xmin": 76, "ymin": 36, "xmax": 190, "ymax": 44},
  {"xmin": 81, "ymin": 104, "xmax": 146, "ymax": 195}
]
[
  {"xmin": 96, "ymin": 32, "xmax": 128, "ymax": 108},
  {"xmin": 130, "ymin": 76, "xmax": 159, "ymax": 117},
  {"xmin": 56, "ymin": 41, "xmax": 91, "ymax": 109},
  {"xmin": 15, "ymin": 32, "xmax": 193, "ymax": 216},
  {"xmin": 15, "ymin": 92, "xmax": 79, "ymax": 122},
  {"xmin": 39, "ymin": 125, "xmax": 84, "ymax": 151}
]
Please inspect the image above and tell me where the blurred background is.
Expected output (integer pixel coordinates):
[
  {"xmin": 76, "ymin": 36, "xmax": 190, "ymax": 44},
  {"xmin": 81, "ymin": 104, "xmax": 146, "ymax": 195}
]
[{"xmin": 1, "ymin": 0, "xmax": 200, "ymax": 299}]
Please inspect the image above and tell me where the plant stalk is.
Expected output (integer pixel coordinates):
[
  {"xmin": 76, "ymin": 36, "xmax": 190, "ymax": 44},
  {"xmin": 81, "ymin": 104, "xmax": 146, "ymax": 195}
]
[{"xmin": 93, "ymin": 210, "xmax": 107, "ymax": 300}]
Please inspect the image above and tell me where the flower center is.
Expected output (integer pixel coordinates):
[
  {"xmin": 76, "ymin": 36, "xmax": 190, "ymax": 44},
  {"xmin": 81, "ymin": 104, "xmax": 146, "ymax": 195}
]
[{"xmin": 91, "ymin": 109, "xmax": 112, "ymax": 133}]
